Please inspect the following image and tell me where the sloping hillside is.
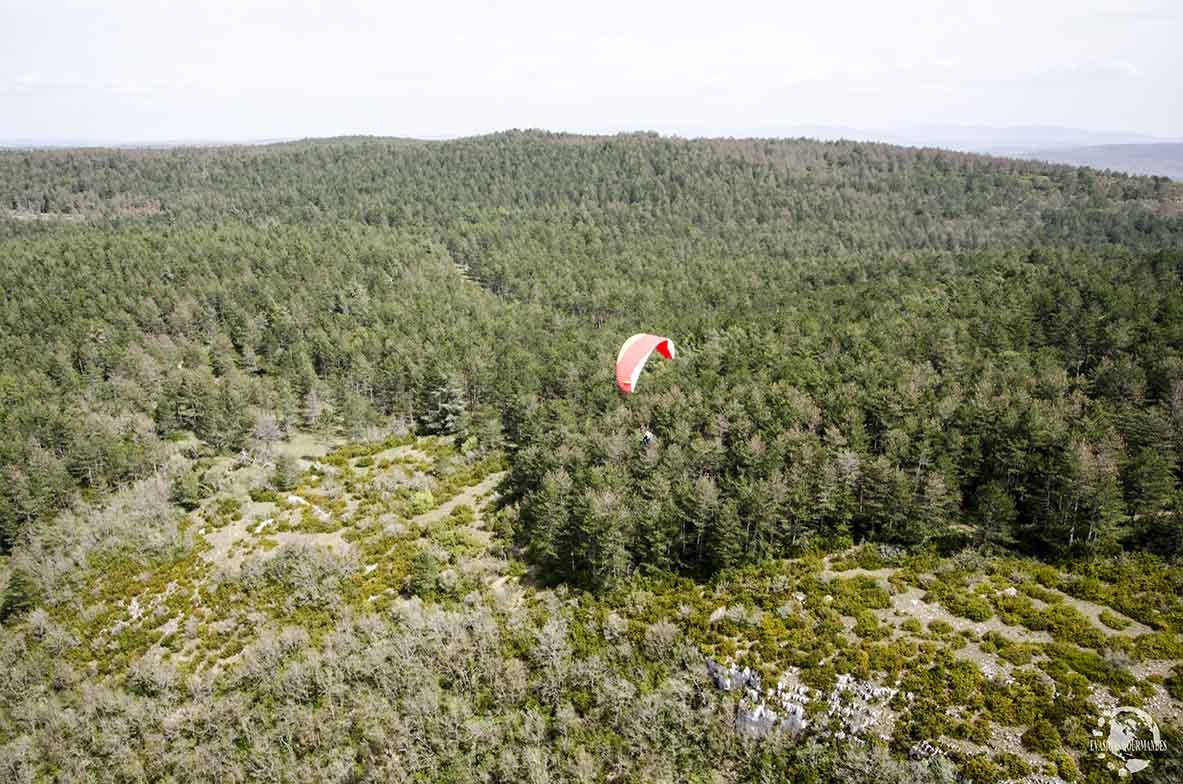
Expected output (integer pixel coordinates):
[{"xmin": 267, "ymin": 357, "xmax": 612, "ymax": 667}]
[
  {"xmin": 3, "ymin": 132, "xmax": 1183, "ymax": 781},
  {"xmin": 3, "ymin": 429, "xmax": 1183, "ymax": 781}
]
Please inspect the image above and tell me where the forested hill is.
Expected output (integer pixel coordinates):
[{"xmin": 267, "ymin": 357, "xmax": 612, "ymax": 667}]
[
  {"xmin": 4, "ymin": 131, "xmax": 1180, "ymax": 245},
  {"xmin": 2, "ymin": 131, "xmax": 1183, "ymax": 586}
]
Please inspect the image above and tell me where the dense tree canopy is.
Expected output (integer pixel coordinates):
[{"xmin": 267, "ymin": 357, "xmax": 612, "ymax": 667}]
[{"xmin": 2, "ymin": 131, "xmax": 1182, "ymax": 584}]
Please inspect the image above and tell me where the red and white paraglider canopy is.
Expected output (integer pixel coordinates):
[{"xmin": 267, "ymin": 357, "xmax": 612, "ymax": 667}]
[{"xmin": 615, "ymin": 333, "xmax": 676, "ymax": 393}]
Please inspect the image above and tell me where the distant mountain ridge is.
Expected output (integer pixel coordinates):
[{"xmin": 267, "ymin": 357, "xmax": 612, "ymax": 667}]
[
  {"xmin": 4, "ymin": 124, "xmax": 1179, "ymax": 152},
  {"xmin": 1016, "ymin": 143, "xmax": 1183, "ymax": 181},
  {"xmin": 761, "ymin": 124, "xmax": 1182, "ymax": 155},
  {"xmin": 703, "ymin": 124, "xmax": 1183, "ymax": 179},
  {"xmin": 5, "ymin": 125, "xmax": 1182, "ymax": 179},
  {"xmin": 0, "ymin": 136, "xmax": 299, "ymax": 149}
]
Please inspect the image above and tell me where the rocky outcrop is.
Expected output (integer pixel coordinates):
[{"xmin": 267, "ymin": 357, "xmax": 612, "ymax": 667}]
[{"xmin": 706, "ymin": 659, "xmax": 907, "ymax": 742}]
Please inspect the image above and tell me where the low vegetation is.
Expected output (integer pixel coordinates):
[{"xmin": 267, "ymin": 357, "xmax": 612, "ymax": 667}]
[{"xmin": 3, "ymin": 432, "xmax": 1180, "ymax": 781}]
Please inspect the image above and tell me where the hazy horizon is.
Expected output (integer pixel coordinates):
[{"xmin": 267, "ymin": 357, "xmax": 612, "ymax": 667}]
[
  {"xmin": 2, "ymin": 1, "xmax": 1180, "ymax": 145},
  {"xmin": 2, "ymin": 123, "xmax": 1180, "ymax": 149}
]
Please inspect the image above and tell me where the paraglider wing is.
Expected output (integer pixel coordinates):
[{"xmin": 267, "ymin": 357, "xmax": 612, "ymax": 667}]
[{"xmin": 615, "ymin": 333, "xmax": 676, "ymax": 393}]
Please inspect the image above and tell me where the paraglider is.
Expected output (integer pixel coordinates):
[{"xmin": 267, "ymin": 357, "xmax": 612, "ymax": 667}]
[{"xmin": 615, "ymin": 333, "xmax": 676, "ymax": 394}]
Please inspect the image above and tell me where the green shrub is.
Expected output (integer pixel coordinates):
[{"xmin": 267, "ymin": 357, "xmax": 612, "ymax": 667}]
[
  {"xmin": 1033, "ymin": 565, "xmax": 1060, "ymax": 589},
  {"xmin": 1021, "ymin": 718, "xmax": 1062, "ymax": 753},
  {"xmin": 411, "ymin": 490, "xmax": 436, "ymax": 515},
  {"xmin": 170, "ymin": 471, "xmax": 208, "ymax": 510},
  {"xmin": 980, "ymin": 632, "xmax": 1038, "ymax": 665},
  {"xmin": 1165, "ymin": 666, "xmax": 1183, "ymax": 702},
  {"xmin": 1019, "ymin": 583, "xmax": 1060, "ymax": 604},
  {"xmin": 995, "ymin": 752, "xmax": 1030, "ymax": 779},
  {"xmin": 801, "ymin": 664, "xmax": 837, "ymax": 691},
  {"xmin": 1061, "ymin": 717, "xmax": 1094, "ymax": 751},
  {"xmin": 642, "ymin": 619, "xmax": 678, "ymax": 661},
  {"xmin": 249, "ymin": 488, "xmax": 278, "ymax": 503},
  {"xmin": 828, "ymin": 576, "xmax": 891, "ymax": 615},
  {"xmin": 214, "ymin": 497, "xmax": 242, "ymax": 518},
  {"xmin": 927, "ymin": 579, "xmax": 993, "ymax": 622},
  {"xmin": 992, "ymin": 592, "xmax": 1044, "ymax": 629},
  {"xmin": 945, "ymin": 659, "xmax": 986, "ymax": 702},
  {"xmin": 854, "ymin": 610, "xmax": 890, "ymax": 641},
  {"xmin": 1098, "ymin": 609, "xmax": 1131, "ymax": 631},
  {"xmin": 929, "ymin": 620, "xmax": 953, "ymax": 635},
  {"xmin": 1132, "ymin": 631, "xmax": 1183, "ymax": 660},
  {"xmin": 1061, "ymin": 576, "xmax": 1107, "ymax": 602},
  {"xmin": 966, "ymin": 715, "xmax": 992, "ymax": 745},
  {"xmin": 1042, "ymin": 605, "xmax": 1106, "ymax": 649},
  {"xmin": 959, "ymin": 755, "xmax": 1002, "ymax": 784},
  {"xmin": 271, "ymin": 454, "xmax": 301, "ymax": 491},
  {"xmin": 984, "ymin": 669, "xmax": 1053, "ymax": 726},
  {"xmin": 1048, "ymin": 750, "xmax": 1078, "ymax": 782},
  {"xmin": 447, "ymin": 504, "xmax": 476, "ymax": 526},
  {"xmin": 1042, "ymin": 643, "xmax": 1135, "ymax": 689},
  {"xmin": 0, "ymin": 566, "xmax": 41, "ymax": 621},
  {"xmin": 829, "ymin": 545, "xmax": 885, "ymax": 572},
  {"xmin": 408, "ymin": 550, "xmax": 439, "ymax": 598}
]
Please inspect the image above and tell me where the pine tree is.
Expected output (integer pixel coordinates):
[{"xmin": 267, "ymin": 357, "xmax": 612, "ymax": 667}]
[
  {"xmin": 422, "ymin": 379, "xmax": 467, "ymax": 436},
  {"xmin": 973, "ymin": 481, "xmax": 1018, "ymax": 547}
]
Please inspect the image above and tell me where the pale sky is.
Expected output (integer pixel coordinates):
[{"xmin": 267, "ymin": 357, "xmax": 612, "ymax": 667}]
[{"xmin": 1, "ymin": 0, "xmax": 1180, "ymax": 143}]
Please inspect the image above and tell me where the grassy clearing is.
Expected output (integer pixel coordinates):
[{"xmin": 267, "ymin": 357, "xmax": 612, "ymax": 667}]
[{"xmin": 33, "ymin": 432, "xmax": 510, "ymax": 681}]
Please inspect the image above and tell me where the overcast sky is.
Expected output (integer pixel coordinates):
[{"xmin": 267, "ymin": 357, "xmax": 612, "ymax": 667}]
[{"xmin": 1, "ymin": 0, "xmax": 1180, "ymax": 143}]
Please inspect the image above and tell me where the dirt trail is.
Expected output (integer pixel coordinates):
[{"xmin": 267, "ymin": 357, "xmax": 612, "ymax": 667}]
[
  {"xmin": 412, "ymin": 473, "xmax": 504, "ymax": 528},
  {"xmin": 818, "ymin": 555, "xmax": 903, "ymax": 590},
  {"xmin": 269, "ymin": 530, "xmax": 352, "ymax": 557},
  {"xmin": 819, "ymin": 567, "xmax": 897, "ymax": 581},
  {"xmin": 1043, "ymin": 587, "xmax": 1151, "ymax": 638},
  {"xmin": 370, "ymin": 443, "xmax": 432, "ymax": 465},
  {"xmin": 820, "ymin": 560, "xmax": 1139, "ymax": 648},
  {"xmin": 819, "ymin": 563, "xmax": 898, "ymax": 593},
  {"xmin": 884, "ymin": 586, "xmax": 1054, "ymax": 644},
  {"xmin": 202, "ymin": 517, "xmax": 256, "ymax": 569},
  {"xmin": 278, "ymin": 431, "xmax": 339, "ymax": 460},
  {"xmin": 419, "ymin": 470, "xmax": 526, "ymax": 608}
]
